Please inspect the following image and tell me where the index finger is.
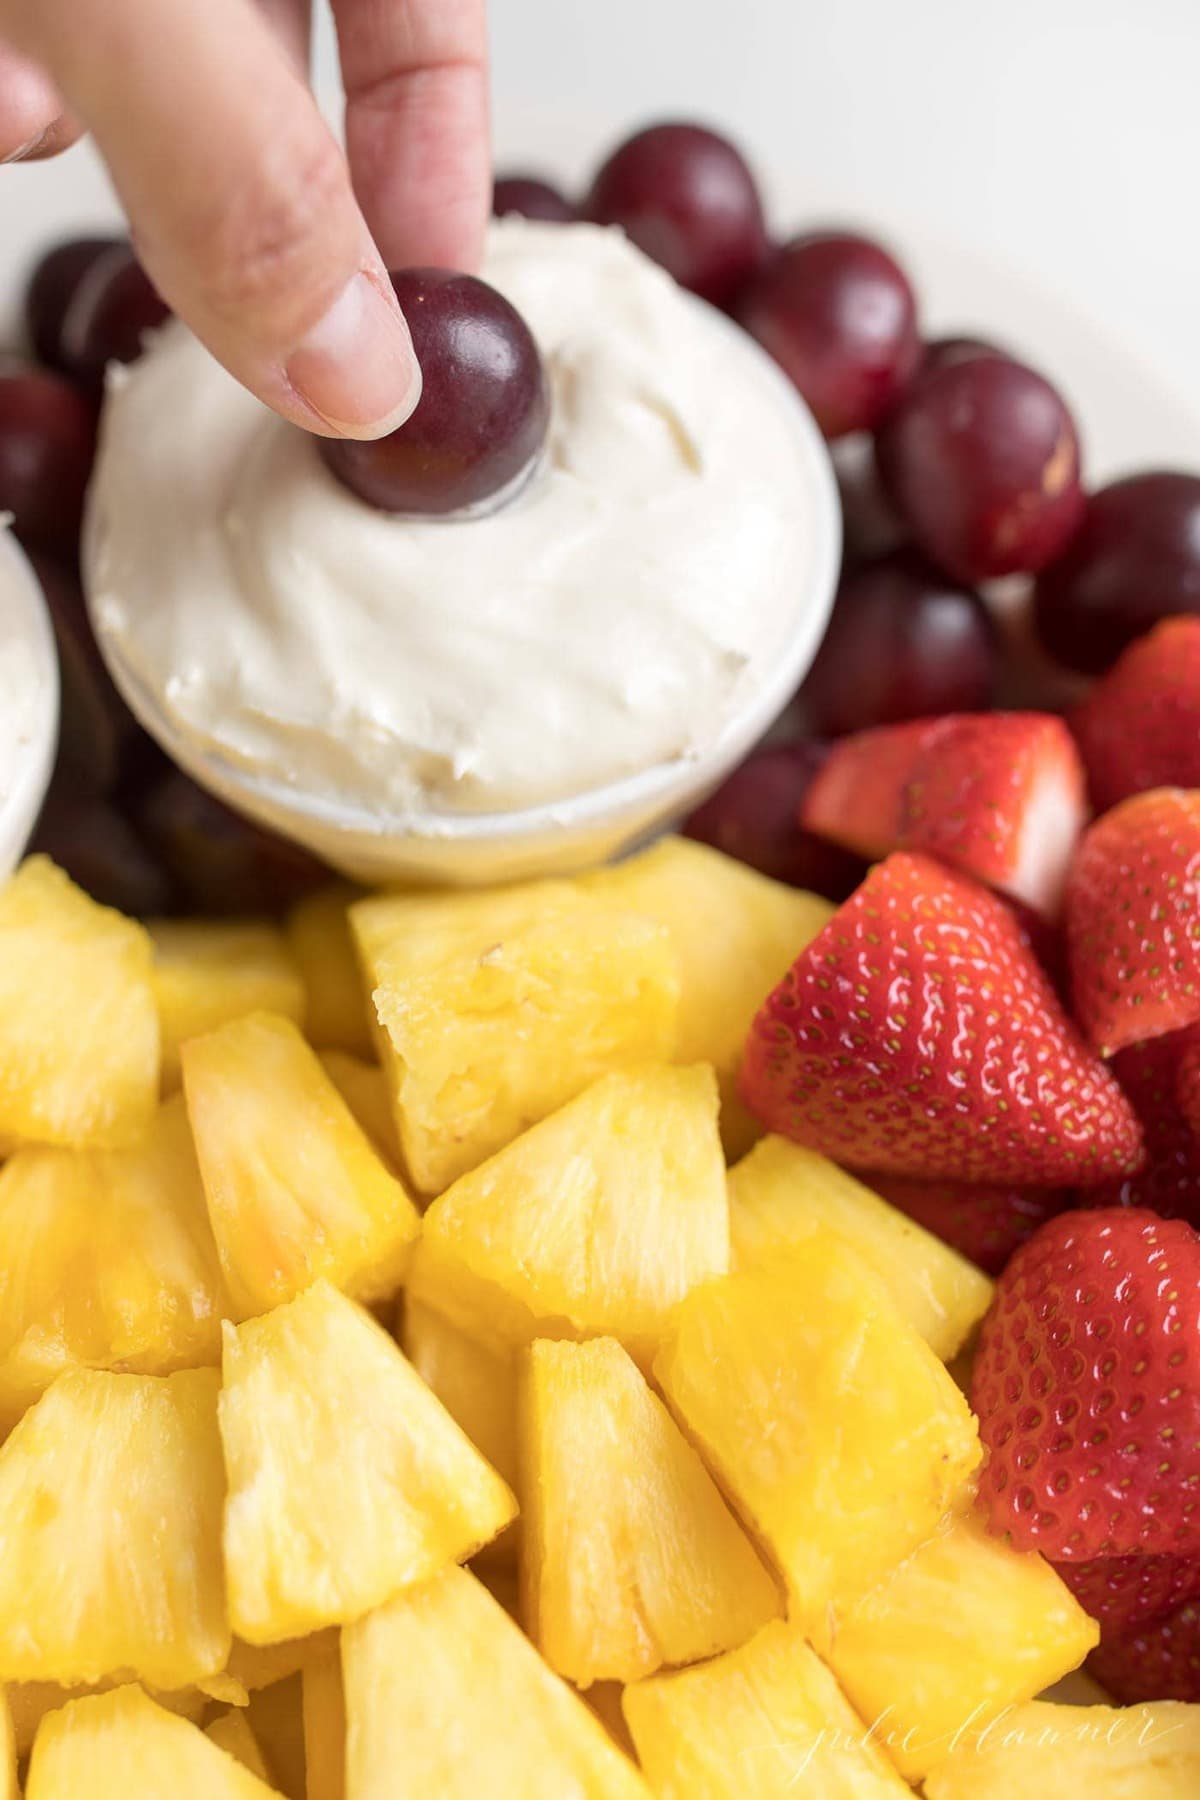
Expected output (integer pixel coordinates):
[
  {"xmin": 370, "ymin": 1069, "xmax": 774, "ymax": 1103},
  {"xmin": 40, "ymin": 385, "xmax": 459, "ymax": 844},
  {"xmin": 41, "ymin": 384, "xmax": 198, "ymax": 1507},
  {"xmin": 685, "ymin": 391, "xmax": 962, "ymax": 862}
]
[{"xmin": 331, "ymin": 0, "xmax": 489, "ymax": 273}]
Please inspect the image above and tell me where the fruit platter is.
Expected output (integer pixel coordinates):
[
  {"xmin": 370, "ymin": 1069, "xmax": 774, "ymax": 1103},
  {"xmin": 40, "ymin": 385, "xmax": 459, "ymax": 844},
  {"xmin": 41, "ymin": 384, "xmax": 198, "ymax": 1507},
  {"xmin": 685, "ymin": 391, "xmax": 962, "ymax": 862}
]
[{"xmin": 1, "ymin": 116, "xmax": 1200, "ymax": 1797}]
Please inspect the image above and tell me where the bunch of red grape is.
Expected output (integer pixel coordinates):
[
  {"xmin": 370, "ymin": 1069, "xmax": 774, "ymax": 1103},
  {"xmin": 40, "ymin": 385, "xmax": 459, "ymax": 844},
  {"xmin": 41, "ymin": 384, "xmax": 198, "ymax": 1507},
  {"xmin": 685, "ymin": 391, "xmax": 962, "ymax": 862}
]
[{"xmin": 498, "ymin": 122, "xmax": 1200, "ymax": 897}]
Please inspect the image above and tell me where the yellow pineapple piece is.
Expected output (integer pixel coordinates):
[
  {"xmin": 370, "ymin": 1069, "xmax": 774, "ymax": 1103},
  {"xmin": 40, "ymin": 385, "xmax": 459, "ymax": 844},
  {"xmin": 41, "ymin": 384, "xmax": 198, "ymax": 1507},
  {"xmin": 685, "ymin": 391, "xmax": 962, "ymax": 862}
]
[
  {"xmin": 812, "ymin": 1508, "xmax": 1099, "ymax": 1781},
  {"xmin": 183, "ymin": 1013, "xmax": 420, "ymax": 1316},
  {"xmin": 151, "ymin": 920, "xmax": 304, "ymax": 1091},
  {"xmin": 924, "ymin": 1700, "xmax": 1200, "ymax": 1798},
  {"xmin": 522, "ymin": 1337, "xmax": 780, "ymax": 1685},
  {"xmin": 318, "ymin": 1052, "xmax": 403, "ymax": 1169},
  {"xmin": 728, "ymin": 1135, "xmax": 993, "ymax": 1360},
  {"xmin": 286, "ymin": 884, "xmax": 374, "ymax": 1058},
  {"xmin": 409, "ymin": 1065, "xmax": 728, "ymax": 1364},
  {"xmin": 400, "ymin": 1297, "xmax": 518, "ymax": 1564},
  {"xmin": 245, "ymin": 1674, "xmax": 306, "ymax": 1800},
  {"xmin": 0, "ymin": 1367, "xmax": 228, "ymax": 1688},
  {"xmin": 220, "ymin": 1282, "xmax": 516, "ymax": 1644},
  {"xmin": 623, "ymin": 1618, "xmax": 908, "ymax": 1799},
  {"xmin": 9, "ymin": 1680, "xmax": 207, "ymax": 1757},
  {"xmin": 343, "ymin": 1565, "xmax": 650, "ymax": 1798},
  {"xmin": 582, "ymin": 837, "xmax": 833, "ymax": 1156},
  {"xmin": 0, "ymin": 1097, "xmax": 231, "ymax": 1425},
  {"xmin": 351, "ymin": 879, "xmax": 679, "ymax": 1193},
  {"xmin": 207, "ymin": 1707, "xmax": 274, "ymax": 1783},
  {"xmin": 654, "ymin": 1236, "xmax": 981, "ymax": 1619},
  {"xmin": 26, "ymin": 1686, "xmax": 281, "ymax": 1799},
  {"xmin": 302, "ymin": 1637, "xmax": 346, "ymax": 1800},
  {"xmin": 0, "ymin": 857, "xmax": 159, "ymax": 1148}
]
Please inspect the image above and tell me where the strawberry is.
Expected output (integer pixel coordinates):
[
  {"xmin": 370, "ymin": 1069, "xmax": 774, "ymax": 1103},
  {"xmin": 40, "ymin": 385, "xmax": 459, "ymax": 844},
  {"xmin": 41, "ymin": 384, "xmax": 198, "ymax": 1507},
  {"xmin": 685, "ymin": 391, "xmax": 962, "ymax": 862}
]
[
  {"xmin": 868, "ymin": 1175, "xmax": 1064, "ymax": 1275},
  {"xmin": 1073, "ymin": 617, "xmax": 1200, "ymax": 813},
  {"xmin": 1177, "ymin": 1033, "xmax": 1200, "ymax": 1148},
  {"xmin": 1055, "ymin": 1552, "xmax": 1200, "ymax": 1638},
  {"xmin": 971, "ymin": 1207, "xmax": 1200, "ymax": 1561},
  {"xmin": 1088, "ymin": 1599, "xmax": 1200, "ymax": 1704},
  {"xmin": 1065, "ymin": 788, "xmax": 1200, "ymax": 1056},
  {"xmin": 1083, "ymin": 1029, "xmax": 1200, "ymax": 1229},
  {"xmin": 739, "ymin": 852, "xmax": 1143, "ymax": 1185},
  {"xmin": 800, "ymin": 712, "xmax": 1088, "ymax": 916}
]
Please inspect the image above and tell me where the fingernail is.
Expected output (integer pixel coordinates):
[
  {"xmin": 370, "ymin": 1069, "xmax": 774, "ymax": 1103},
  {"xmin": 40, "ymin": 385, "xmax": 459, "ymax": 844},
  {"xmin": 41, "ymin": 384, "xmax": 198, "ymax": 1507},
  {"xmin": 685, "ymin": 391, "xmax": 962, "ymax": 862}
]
[
  {"xmin": 286, "ymin": 270, "xmax": 421, "ymax": 439},
  {"xmin": 1, "ymin": 128, "xmax": 47, "ymax": 166}
]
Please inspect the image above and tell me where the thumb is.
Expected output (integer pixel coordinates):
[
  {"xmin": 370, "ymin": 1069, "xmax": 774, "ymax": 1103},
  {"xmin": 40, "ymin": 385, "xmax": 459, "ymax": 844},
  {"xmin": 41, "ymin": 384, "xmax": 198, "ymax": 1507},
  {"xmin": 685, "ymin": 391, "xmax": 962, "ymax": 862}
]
[{"xmin": 7, "ymin": 0, "xmax": 420, "ymax": 439}]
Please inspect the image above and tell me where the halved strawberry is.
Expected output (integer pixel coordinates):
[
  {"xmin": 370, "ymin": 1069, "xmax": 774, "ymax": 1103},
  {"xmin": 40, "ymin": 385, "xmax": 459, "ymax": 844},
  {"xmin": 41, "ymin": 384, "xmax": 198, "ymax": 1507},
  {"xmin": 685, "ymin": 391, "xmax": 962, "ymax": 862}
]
[
  {"xmin": 971, "ymin": 1207, "xmax": 1200, "ymax": 1561},
  {"xmin": 801, "ymin": 712, "xmax": 1088, "ymax": 916},
  {"xmin": 1065, "ymin": 788, "xmax": 1200, "ymax": 1056},
  {"xmin": 868, "ymin": 1175, "xmax": 1064, "ymax": 1276},
  {"xmin": 1074, "ymin": 617, "xmax": 1200, "ymax": 813},
  {"xmin": 739, "ymin": 852, "xmax": 1142, "ymax": 1186},
  {"xmin": 1088, "ymin": 1599, "xmax": 1200, "ymax": 1704},
  {"xmin": 1085, "ymin": 1029, "xmax": 1200, "ymax": 1228}
]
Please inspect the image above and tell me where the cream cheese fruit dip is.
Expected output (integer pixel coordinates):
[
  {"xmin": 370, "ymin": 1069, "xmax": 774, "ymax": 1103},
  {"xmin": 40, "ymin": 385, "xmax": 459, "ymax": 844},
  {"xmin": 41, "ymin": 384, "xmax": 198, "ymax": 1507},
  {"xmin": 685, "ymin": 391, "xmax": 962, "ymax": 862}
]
[
  {"xmin": 84, "ymin": 220, "xmax": 839, "ymax": 880},
  {"xmin": 0, "ymin": 531, "xmax": 59, "ymax": 880}
]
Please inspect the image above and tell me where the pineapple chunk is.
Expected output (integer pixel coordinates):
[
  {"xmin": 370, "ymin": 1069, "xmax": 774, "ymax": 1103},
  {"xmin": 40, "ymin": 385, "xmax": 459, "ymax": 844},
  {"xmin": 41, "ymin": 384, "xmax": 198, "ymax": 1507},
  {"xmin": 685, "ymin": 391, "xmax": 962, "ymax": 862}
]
[
  {"xmin": 9, "ymin": 1681, "xmax": 207, "ymax": 1757},
  {"xmin": 342, "ymin": 1565, "xmax": 651, "ymax": 1798},
  {"xmin": 207, "ymin": 1707, "xmax": 274, "ymax": 1783},
  {"xmin": 286, "ymin": 884, "xmax": 374, "ymax": 1058},
  {"xmin": 728, "ymin": 1136, "xmax": 992, "ymax": 1360},
  {"xmin": 622, "ymin": 1618, "xmax": 910, "ymax": 1799},
  {"xmin": 924, "ymin": 1700, "xmax": 1200, "ymax": 1798},
  {"xmin": 183, "ymin": 1013, "xmax": 420, "ymax": 1316},
  {"xmin": 151, "ymin": 920, "xmax": 304, "ymax": 1090},
  {"xmin": 351, "ymin": 879, "xmax": 679, "ymax": 1193},
  {"xmin": 220, "ymin": 1282, "xmax": 516, "ymax": 1644},
  {"xmin": 0, "ymin": 857, "xmax": 159, "ymax": 1148},
  {"xmin": 302, "ymin": 1637, "xmax": 346, "ymax": 1800},
  {"xmin": 653, "ymin": 1236, "xmax": 981, "ymax": 1618},
  {"xmin": 26, "ymin": 1686, "xmax": 281, "ymax": 1799},
  {"xmin": 0, "ymin": 1098, "xmax": 231, "ymax": 1425},
  {"xmin": 318, "ymin": 1052, "xmax": 403, "ymax": 1169},
  {"xmin": 400, "ymin": 1298, "xmax": 518, "ymax": 1563},
  {"xmin": 409, "ymin": 1065, "xmax": 728, "ymax": 1363},
  {"xmin": 0, "ymin": 1368, "xmax": 228, "ymax": 1687},
  {"xmin": 812, "ymin": 1509, "xmax": 1099, "ymax": 1781},
  {"xmin": 581, "ymin": 837, "xmax": 833, "ymax": 1157},
  {"xmin": 522, "ymin": 1337, "xmax": 780, "ymax": 1685}
]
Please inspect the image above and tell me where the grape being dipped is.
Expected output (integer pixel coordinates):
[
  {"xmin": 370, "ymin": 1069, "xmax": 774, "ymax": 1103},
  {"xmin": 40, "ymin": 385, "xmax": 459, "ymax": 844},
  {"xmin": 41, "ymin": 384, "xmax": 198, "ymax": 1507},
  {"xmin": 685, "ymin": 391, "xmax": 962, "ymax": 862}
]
[
  {"xmin": 793, "ymin": 549, "xmax": 997, "ymax": 737},
  {"xmin": 32, "ymin": 244, "xmax": 169, "ymax": 391},
  {"xmin": 584, "ymin": 121, "xmax": 768, "ymax": 308},
  {"xmin": 321, "ymin": 269, "xmax": 549, "ymax": 516},
  {"xmin": 1033, "ymin": 472, "xmax": 1200, "ymax": 673},
  {"xmin": 876, "ymin": 352, "xmax": 1084, "ymax": 583},
  {"xmin": 737, "ymin": 232, "xmax": 920, "ymax": 439}
]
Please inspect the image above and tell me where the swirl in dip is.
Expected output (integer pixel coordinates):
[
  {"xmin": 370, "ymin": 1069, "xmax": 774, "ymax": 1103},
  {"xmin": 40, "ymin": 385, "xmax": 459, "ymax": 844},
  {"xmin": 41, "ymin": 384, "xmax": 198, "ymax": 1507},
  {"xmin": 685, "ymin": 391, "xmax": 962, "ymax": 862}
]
[{"xmin": 85, "ymin": 221, "xmax": 818, "ymax": 824}]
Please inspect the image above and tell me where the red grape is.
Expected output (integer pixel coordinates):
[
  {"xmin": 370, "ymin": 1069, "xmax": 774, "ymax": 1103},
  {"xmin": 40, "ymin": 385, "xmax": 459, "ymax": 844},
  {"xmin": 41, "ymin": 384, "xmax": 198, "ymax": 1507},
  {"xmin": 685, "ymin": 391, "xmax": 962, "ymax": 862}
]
[
  {"xmin": 493, "ymin": 175, "xmax": 575, "ymax": 222},
  {"xmin": 875, "ymin": 352, "xmax": 1084, "ymax": 583},
  {"xmin": 51, "ymin": 244, "xmax": 169, "ymax": 390},
  {"xmin": 684, "ymin": 742, "xmax": 867, "ymax": 900},
  {"xmin": 833, "ymin": 436, "xmax": 908, "ymax": 566},
  {"xmin": 321, "ymin": 269, "xmax": 549, "ymax": 516},
  {"xmin": 584, "ymin": 121, "xmax": 768, "ymax": 308},
  {"xmin": 1033, "ymin": 472, "xmax": 1200, "ymax": 674},
  {"xmin": 0, "ymin": 366, "xmax": 96, "ymax": 556},
  {"xmin": 920, "ymin": 333, "xmax": 1006, "ymax": 376},
  {"xmin": 736, "ymin": 232, "xmax": 920, "ymax": 439},
  {"xmin": 24, "ymin": 234, "xmax": 126, "ymax": 373},
  {"xmin": 793, "ymin": 548, "xmax": 998, "ymax": 736},
  {"xmin": 138, "ymin": 772, "xmax": 328, "ymax": 917}
]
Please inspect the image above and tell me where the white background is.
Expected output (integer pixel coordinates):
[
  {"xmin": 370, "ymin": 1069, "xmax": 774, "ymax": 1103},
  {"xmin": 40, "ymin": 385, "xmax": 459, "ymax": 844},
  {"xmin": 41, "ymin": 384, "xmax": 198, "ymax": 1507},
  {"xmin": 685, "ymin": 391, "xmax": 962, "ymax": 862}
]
[{"xmin": 3, "ymin": 0, "xmax": 1199, "ymax": 467}]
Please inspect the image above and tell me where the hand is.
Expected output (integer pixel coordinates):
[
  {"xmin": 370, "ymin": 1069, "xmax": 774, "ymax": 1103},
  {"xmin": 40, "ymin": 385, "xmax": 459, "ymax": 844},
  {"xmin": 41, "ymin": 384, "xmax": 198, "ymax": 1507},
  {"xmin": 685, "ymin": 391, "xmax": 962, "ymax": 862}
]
[{"xmin": 0, "ymin": 0, "xmax": 489, "ymax": 438}]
